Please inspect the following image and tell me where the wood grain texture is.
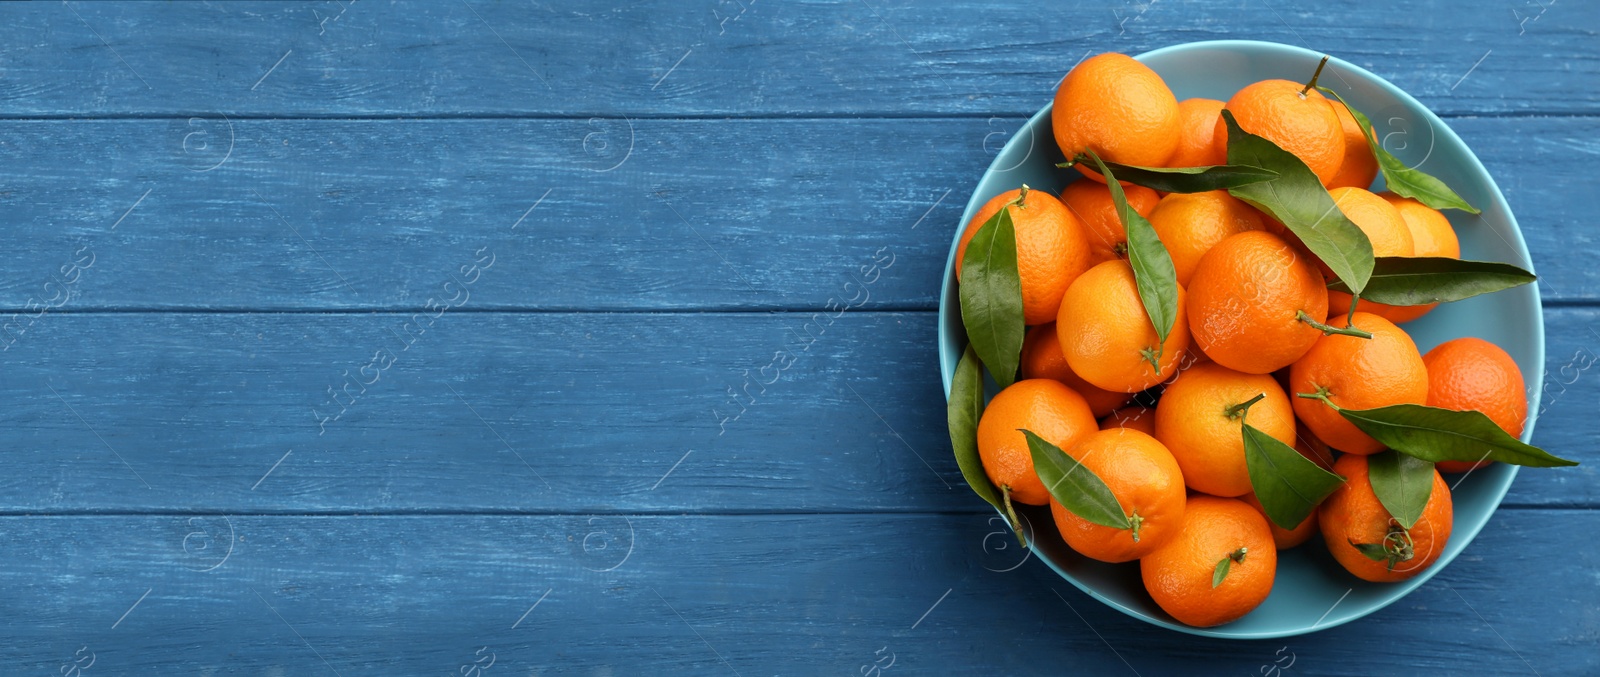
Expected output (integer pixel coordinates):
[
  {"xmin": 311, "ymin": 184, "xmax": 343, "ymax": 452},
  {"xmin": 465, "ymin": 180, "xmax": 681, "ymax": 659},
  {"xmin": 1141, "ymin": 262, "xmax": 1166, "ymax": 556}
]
[
  {"xmin": 5, "ymin": 1, "xmax": 1596, "ymax": 116},
  {"xmin": 0, "ymin": 311, "xmax": 956, "ymax": 513},
  {"xmin": 0, "ymin": 116, "xmax": 1594, "ymax": 311},
  {"xmin": 0, "ymin": 511, "xmax": 1593, "ymax": 676},
  {"xmin": 1, "ymin": 309, "xmax": 1593, "ymax": 513},
  {"xmin": 0, "ymin": 117, "xmax": 951, "ymax": 311}
]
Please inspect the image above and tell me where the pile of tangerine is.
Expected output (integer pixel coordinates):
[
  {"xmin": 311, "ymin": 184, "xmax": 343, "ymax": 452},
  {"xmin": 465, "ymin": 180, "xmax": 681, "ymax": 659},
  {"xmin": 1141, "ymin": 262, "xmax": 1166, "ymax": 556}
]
[{"xmin": 958, "ymin": 53, "xmax": 1530, "ymax": 627}]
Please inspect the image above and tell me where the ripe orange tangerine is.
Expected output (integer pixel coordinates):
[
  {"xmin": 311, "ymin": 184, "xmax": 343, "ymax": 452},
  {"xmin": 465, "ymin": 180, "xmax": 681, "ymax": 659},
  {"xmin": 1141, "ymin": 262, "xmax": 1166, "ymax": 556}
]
[
  {"xmin": 1168, "ymin": 98, "xmax": 1227, "ymax": 168},
  {"xmin": 1186, "ymin": 230, "xmax": 1328, "ymax": 375},
  {"xmin": 1321, "ymin": 453, "xmax": 1453, "ymax": 582},
  {"xmin": 1053, "ymin": 53, "xmax": 1182, "ymax": 183},
  {"xmin": 1049, "ymin": 428, "xmax": 1186, "ymax": 563},
  {"xmin": 975, "ymin": 379, "xmax": 1099, "ymax": 507},
  {"xmin": 1141, "ymin": 495, "xmax": 1277, "ymax": 627},
  {"xmin": 1060, "ymin": 180, "xmax": 1161, "ymax": 264},
  {"xmin": 956, "ymin": 187, "xmax": 1093, "ymax": 325},
  {"xmin": 1289, "ymin": 312, "xmax": 1429, "ymax": 454},
  {"xmin": 1214, "ymin": 79, "xmax": 1344, "ymax": 185},
  {"xmin": 1423, "ymin": 337, "xmax": 1527, "ymax": 474},
  {"xmin": 1371, "ymin": 194, "xmax": 1462, "ymax": 324},
  {"xmin": 1325, "ymin": 100, "xmax": 1379, "ymax": 190},
  {"xmin": 1154, "ymin": 362, "xmax": 1295, "ymax": 498},
  {"xmin": 1147, "ymin": 190, "xmax": 1265, "ymax": 286},
  {"xmin": 1057, "ymin": 260, "xmax": 1191, "ymax": 393}
]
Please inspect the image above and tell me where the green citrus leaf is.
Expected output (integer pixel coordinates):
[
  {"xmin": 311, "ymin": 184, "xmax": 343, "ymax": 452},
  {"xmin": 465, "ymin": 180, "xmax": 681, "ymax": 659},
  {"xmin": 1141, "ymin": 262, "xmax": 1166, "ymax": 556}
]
[
  {"xmin": 948, "ymin": 345, "xmax": 1002, "ymax": 513},
  {"xmin": 1320, "ymin": 88, "xmax": 1479, "ymax": 214},
  {"xmin": 1222, "ymin": 109, "xmax": 1375, "ymax": 295},
  {"xmin": 1351, "ymin": 540, "xmax": 1393, "ymax": 562},
  {"xmin": 1337, "ymin": 404, "xmax": 1578, "ymax": 467},
  {"xmin": 1366, "ymin": 450, "xmax": 1434, "ymax": 530},
  {"xmin": 1242, "ymin": 423, "xmax": 1346, "ymax": 530},
  {"xmin": 1350, "ymin": 529, "xmax": 1414, "ymax": 571},
  {"xmin": 959, "ymin": 207, "xmax": 1024, "ymax": 388},
  {"xmin": 1022, "ymin": 429, "xmax": 1130, "ymax": 530},
  {"xmin": 1082, "ymin": 150, "xmax": 1180, "ymax": 354},
  {"xmin": 1212, "ymin": 548, "xmax": 1249, "ymax": 588},
  {"xmin": 1058, "ymin": 155, "xmax": 1278, "ymax": 193},
  {"xmin": 1212, "ymin": 556, "xmax": 1232, "ymax": 589},
  {"xmin": 1326, "ymin": 256, "xmax": 1536, "ymax": 306}
]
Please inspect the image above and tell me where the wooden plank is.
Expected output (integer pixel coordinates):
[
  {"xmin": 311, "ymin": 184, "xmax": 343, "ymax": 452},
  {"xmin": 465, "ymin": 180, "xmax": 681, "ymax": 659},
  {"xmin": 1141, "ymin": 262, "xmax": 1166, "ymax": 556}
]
[
  {"xmin": 0, "ymin": 510, "xmax": 1592, "ymax": 675},
  {"xmin": 1478, "ymin": 114, "xmax": 1600, "ymax": 303},
  {"xmin": 0, "ymin": 309, "xmax": 1592, "ymax": 513},
  {"xmin": 5, "ymin": 1, "xmax": 1594, "ymax": 116},
  {"xmin": 0, "ymin": 311, "xmax": 961, "ymax": 513},
  {"xmin": 0, "ymin": 117, "xmax": 952, "ymax": 311},
  {"xmin": 1525, "ymin": 305, "xmax": 1600, "ymax": 507},
  {"xmin": 0, "ymin": 116, "xmax": 1592, "ymax": 311}
]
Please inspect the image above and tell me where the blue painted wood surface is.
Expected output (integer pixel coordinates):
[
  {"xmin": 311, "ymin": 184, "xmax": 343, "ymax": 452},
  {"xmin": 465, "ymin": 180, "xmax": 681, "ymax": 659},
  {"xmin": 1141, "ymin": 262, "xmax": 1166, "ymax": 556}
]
[{"xmin": 4, "ymin": 1, "xmax": 1596, "ymax": 675}]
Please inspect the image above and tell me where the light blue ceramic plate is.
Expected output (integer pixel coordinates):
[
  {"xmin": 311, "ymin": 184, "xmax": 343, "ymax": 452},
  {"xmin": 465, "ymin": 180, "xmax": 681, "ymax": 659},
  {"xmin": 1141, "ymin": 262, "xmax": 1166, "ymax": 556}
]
[{"xmin": 937, "ymin": 40, "xmax": 1543, "ymax": 638}]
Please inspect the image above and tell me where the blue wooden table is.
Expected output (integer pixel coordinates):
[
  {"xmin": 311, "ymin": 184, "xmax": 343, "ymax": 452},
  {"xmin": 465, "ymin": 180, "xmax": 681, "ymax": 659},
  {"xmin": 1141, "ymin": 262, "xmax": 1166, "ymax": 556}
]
[{"xmin": 2, "ymin": 1, "xmax": 1595, "ymax": 674}]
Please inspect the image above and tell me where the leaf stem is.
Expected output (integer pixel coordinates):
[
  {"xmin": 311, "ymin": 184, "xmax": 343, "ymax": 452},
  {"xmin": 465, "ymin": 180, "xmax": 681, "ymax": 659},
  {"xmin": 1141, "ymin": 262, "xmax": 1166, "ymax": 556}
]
[
  {"xmin": 1059, "ymin": 152, "xmax": 1096, "ymax": 170},
  {"xmin": 1002, "ymin": 485, "xmax": 1027, "ymax": 548},
  {"xmin": 1225, "ymin": 393, "xmax": 1267, "ymax": 421},
  {"xmin": 1296, "ymin": 310, "xmax": 1373, "ymax": 339},
  {"xmin": 1300, "ymin": 56, "xmax": 1331, "ymax": 97}
]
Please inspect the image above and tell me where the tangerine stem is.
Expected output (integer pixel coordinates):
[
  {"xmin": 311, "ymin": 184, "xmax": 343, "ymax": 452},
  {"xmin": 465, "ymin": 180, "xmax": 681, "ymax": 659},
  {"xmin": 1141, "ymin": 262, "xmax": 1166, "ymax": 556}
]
[
  {"xmin": 1225, "ymin": 393, "xmax": 1267, "ymax": 421},
  {"xmin": 1296, "ymin": 310, "xmax": 1373, "ymax": 339},
  {"xmin": 1002, "ymin": 485, "xmax": 1027, "ymax": 549},
  {"xmin": 1128, "ymin": 511, "xmax": 1145, "ymax": 543},
  {"xmin": 1002, "ymin": 184, "xmax": 1033, "ymax": 211},
  {"xmin": 1140, "ymin": 346, "xmax": 1163, "ymax": 376},
  {"xmin": 1382, "ymin": 523, "xmax": 1416, "ymax": 571},
  {"xmin": 1301, "ymin": 56, "xmax": 1331, "ymax": 97},
  {"xmin": 1296, "ymin": 386, "xmax": 1341, "ymax": 410}
]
